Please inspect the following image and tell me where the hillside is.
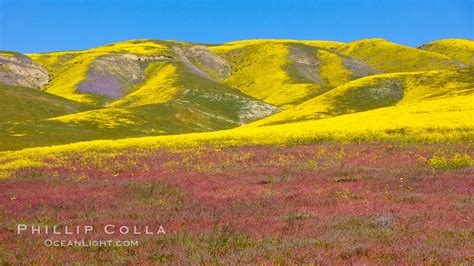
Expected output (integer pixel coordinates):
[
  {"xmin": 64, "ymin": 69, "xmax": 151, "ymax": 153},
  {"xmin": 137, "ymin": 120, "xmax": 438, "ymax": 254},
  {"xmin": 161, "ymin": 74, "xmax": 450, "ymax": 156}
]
[
  {"xmin": 1, "ymin": 92, "xmax": 472, "ymax": 179},
  {"xmin": 210, "ymin": 40, "xmax": 380, "ymax": 108},
  {"xmin": 0, "ymin": 38, "xmax": 473, "ymax": 151},
  {"xmin": 0, "ymin": 51, "xmax": 49, "ymax": 88},
  {"xmin": 27, "ymin": 39, "xmax": 383, "ymax": 109},
  {"xmin": 248, "ymin": 67, "xmax": 474, "ymax": 127},
  {"xmin": 28, "ymin": 41, "xmax": 175, "ymax": 105},
  {"xmin": 0, "ymin": 41, "xmax": 280, "ymax": 149},
  {"xmin": 0, "ymin": 84, "xmax": 90, "ymax": 123},
  {"xmin": 419, "ymin": 39, "xmax": 474, "ymax": 66},
  {"xmin": 337, "ymin": 38, "xmax": 466, "ymax": 72}
]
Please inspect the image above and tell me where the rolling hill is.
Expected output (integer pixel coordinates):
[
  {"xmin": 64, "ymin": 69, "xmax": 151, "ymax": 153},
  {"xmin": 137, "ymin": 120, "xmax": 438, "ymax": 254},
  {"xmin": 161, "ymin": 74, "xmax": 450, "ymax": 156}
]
[
  {"xmin": 337, "ymin": 38, "xmax": 466, "ymax": 72},
  {"xmin": 247, "ymin": 67, "xmax": 474, "ymax": 127},
  {"xmin": 210, "ymin": 40, "xmax": 380, "ymax": 108},
  {"xmin": 0, "ymin": 38, "xmax": 472, "ymax": 151},
  {"xmin": 0, "ymin": 84, "xmax": 90, "ymax": 123},
  {"xmin": 419, "ymin": 39, "xmax": 474, "ymax": 66}
]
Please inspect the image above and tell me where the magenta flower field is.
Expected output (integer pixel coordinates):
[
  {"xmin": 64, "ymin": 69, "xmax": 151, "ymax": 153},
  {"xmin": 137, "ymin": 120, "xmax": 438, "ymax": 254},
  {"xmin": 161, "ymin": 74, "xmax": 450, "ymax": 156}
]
[{"xmin": 1, "ymin": 142, "xmax": 472, "ymax": 264}]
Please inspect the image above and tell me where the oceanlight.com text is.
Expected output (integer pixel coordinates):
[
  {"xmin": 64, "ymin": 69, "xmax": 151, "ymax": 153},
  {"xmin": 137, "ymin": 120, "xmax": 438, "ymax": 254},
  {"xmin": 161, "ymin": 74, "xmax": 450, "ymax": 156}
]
[{"xmin": 44, "ymin": 239, "xmax": 139, "ymax": 247}]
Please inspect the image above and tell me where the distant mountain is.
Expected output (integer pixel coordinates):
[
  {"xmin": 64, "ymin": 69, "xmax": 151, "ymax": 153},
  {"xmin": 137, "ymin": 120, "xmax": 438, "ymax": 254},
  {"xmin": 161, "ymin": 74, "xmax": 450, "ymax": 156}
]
[{"xmin": 0, "ymin": 38, "xmax": 472, "ymax": 150}]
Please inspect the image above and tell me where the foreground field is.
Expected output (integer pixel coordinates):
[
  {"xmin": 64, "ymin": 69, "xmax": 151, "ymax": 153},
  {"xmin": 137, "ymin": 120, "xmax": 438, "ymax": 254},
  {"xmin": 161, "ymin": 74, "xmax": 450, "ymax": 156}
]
[{"xmin": 0, "ymin": 142, "xmax": 472, "ymax": 264}]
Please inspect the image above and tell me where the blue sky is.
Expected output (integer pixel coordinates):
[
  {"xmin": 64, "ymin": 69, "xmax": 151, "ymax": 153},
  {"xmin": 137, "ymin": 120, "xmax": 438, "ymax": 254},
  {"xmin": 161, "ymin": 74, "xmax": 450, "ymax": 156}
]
[{"xmin": 0, "ymin": 0, "xmax": 472, "ymax": 53}]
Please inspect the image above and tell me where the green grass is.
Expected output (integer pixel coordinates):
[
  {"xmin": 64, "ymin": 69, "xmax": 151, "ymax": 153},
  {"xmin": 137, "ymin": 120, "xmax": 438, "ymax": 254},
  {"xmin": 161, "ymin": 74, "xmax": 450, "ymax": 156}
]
[{"xmin": 0, "ymin": 84, "xmax": 91, "ymax": 123}]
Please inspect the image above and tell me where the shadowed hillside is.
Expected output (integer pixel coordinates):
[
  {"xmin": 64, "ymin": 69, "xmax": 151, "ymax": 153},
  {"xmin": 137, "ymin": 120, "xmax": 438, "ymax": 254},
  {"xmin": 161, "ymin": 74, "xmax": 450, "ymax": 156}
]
[{"xmin": 0, "ymin": 84, "xmax": 90, "ymax": 123}]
